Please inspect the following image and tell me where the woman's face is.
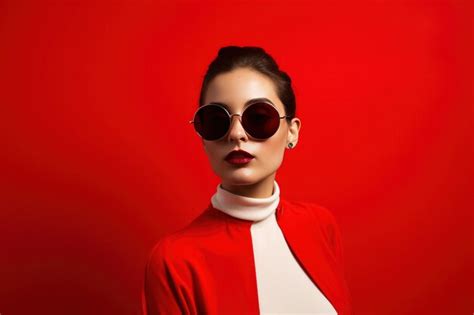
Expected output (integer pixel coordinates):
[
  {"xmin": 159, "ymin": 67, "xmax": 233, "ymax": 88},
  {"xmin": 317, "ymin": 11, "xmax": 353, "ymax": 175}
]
[{"xmin": 200, "ymin": 67, "xmax": 300, "ymax": 196}]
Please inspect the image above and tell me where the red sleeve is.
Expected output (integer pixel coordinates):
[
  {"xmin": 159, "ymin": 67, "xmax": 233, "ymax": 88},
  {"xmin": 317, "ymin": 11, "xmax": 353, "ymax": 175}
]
[
  {"xmin": 324, "ymin": 208, "xmax": 346, "ymax": 270},
  {"xmin": 141, "ymin": 237, "xmax": 194, "ymax": 315},
  {"xmin": 318, "ymin": 206, "xmax": 354, "ymax": 314}
]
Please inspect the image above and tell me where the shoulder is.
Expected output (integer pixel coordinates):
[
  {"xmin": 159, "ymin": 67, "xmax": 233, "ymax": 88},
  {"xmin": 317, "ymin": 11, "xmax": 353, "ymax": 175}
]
[
  {"xmin": 146, "ymin": 233, "xmax": 185, "ymax": 264},
  {"xmin": 146, "ymin": 210, "xmax": 222, "ymax": 271},
  {"xmin": 148, "ymin": 233, "xmax": 188, "ymax": 261},
  {"xmin": 281, "ymin": 199, "xmax": 341, "ymax": 248},
  {"xmin": 145, "ymin": 231, "xmax": 200, "ymax": 281},
  {"xmin": 281, "ymin": 199, "xmax": 339, "ymax": 226}
]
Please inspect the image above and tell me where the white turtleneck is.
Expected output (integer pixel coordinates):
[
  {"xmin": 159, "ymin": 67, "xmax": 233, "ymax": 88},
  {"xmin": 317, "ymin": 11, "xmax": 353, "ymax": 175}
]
[{"xmin": 211, "ymin": 180, "xmax": 338, "ymax": 315}]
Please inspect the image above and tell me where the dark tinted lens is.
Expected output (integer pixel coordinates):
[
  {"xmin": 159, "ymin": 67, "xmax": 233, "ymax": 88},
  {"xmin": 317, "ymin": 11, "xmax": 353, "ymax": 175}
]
[
  {"xmin": 242, "ymin": 102, "xmax": 280, "ymax": 139},
  {"xmin": 193, "ymin": 105, "xmax": 229, "ymax": 140}
]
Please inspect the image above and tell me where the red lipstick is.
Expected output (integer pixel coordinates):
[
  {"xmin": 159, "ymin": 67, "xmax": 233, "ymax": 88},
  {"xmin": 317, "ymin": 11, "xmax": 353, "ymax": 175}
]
[{"xmin": 225, "ymin": 149, "xmax": 255, "ymax": 166}]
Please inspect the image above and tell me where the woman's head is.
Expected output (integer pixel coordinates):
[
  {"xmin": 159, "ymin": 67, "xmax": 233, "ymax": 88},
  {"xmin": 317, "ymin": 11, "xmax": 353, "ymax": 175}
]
[
  {"xmin": 195, "ymin": 46, "xmax": 301, "ymax": 197},
  {"xmin": 199, "ymin": 46, "xmax": 296, "ymax": 121}
]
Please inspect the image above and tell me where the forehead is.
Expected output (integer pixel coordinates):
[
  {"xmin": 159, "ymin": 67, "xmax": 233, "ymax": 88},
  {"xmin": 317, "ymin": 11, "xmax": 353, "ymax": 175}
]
[{"xmin": 204, "ymin": 68, "xmax": 285, "ymax": 113}]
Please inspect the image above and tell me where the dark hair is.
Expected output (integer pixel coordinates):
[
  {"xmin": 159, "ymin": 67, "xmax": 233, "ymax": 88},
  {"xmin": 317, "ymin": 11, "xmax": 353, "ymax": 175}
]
[{"xmin": 198, "ymin": 46, "xmax": 296, "ymax": 122}]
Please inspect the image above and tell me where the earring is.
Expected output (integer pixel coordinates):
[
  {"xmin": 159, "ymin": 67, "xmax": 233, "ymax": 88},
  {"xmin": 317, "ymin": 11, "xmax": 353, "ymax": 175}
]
[{"xmin": 287, "ymin": 142, "xmax": 294, "ymax": 149}]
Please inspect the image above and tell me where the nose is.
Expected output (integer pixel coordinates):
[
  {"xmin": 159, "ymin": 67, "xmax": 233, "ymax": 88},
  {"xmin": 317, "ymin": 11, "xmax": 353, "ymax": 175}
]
[{"xmin": 226, "ymin": 114, "xmax": 248, "ymax": 143}]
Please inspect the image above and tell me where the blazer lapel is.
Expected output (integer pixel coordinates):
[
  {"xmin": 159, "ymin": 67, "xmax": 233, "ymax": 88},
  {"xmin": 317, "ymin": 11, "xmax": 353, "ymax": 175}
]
[{"xmin": 276, "ymin": 199, "xmax": 346, "ymax": 314}]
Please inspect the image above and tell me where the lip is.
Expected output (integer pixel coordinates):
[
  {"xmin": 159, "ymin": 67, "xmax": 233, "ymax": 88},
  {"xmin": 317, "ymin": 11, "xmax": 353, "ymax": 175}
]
[{"xmin": 225, "ymin": 149, "xmax": 255, "ymax": 165}]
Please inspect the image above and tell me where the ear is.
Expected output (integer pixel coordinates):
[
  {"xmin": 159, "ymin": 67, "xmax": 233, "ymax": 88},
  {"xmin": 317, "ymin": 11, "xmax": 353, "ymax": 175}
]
[{"xmin": 287, "ymin": 117, "xmax": 301, "ymax": 148}]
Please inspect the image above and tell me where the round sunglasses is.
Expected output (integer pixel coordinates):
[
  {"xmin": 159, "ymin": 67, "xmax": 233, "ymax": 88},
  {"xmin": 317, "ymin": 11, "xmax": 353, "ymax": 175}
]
[{"xmin": 189, "ymin": 101, "xmax": 290, "ymax": 141}]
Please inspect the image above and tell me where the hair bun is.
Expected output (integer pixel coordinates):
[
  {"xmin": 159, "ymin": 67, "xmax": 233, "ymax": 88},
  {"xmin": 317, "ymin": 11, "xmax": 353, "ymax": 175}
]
[
  {"xmin": 199, "ymin": 45, "xmax": 296, "ymax": 120},
  {"xmin": 218, "ymin": 46, "xmax": 266, "ymax": 58},
  {"xmin": 217, "ymin": 46, "xmax": 240, "ymax": 56}
]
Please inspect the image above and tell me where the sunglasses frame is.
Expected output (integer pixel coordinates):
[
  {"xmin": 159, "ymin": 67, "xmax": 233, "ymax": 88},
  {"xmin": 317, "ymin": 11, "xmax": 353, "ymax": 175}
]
[{"xmin": 189, "ymin": 100, "xmax": 290, "ymax": 141}]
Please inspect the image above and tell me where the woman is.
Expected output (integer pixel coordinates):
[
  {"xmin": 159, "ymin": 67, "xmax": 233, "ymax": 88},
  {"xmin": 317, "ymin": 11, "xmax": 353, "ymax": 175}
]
[{"xmin": 142, "ymin": 46, "xmax": 353, "ymax": 315}]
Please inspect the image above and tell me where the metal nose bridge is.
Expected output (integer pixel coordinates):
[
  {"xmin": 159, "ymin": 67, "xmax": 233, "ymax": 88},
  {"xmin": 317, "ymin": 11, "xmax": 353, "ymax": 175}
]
[
  {"xmin": 226, "ymin": 113, "xmax": 249, "ymax": 139},
  {"xmin": 229, "ymin": 113, "xmax": 243, "ymax": 119},
  {"xmin": 228, "ymin": 113, "xmax": 245, "ymax": 129}
]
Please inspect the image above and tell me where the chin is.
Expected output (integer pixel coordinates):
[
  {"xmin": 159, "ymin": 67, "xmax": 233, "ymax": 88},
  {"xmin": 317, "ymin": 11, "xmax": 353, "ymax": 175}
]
[{"xmin": 221, "ymin": 174, "xmax": 256, "ymax": 186}]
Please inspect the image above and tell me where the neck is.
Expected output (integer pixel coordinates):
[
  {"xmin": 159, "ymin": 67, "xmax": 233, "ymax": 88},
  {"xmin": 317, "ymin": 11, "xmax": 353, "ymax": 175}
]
[
  {"xmin": 220, "ymin": 175, "xmax": 276, "ymax": 198},
  {"xmin": 211, "ymin": 180, "xmax": 280, "ymax": 222}
]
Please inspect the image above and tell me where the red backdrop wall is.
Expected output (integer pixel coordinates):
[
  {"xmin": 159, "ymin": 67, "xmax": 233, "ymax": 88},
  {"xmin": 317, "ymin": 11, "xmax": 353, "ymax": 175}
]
[{"xmin": 1, "ymin": 0, "xmax": 472, "ymax": 314}]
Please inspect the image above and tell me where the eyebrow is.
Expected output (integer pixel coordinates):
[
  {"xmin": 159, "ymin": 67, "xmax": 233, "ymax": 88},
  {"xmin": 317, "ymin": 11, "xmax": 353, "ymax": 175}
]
[{"xmin": 209, "ymin": 97, "xmax": 275, "ymax": 109}]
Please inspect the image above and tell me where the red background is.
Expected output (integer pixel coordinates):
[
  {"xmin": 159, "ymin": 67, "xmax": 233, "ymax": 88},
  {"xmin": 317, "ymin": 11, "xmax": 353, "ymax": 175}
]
[{"xmin": 1, "ymin": 0, "xmax": 472, "ymax": 314}]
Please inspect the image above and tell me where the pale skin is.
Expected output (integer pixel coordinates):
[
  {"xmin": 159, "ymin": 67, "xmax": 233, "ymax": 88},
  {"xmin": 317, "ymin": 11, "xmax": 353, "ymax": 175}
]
[{"xmin": 201, "ymin": 67, "xmax": 301, "ymax": 198}]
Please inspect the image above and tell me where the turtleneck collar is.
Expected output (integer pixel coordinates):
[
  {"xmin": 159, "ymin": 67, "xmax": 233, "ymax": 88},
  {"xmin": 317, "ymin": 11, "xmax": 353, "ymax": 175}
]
[{"xmin": 210, "ymin": 180, "xmax": 280, "ymax": 222}]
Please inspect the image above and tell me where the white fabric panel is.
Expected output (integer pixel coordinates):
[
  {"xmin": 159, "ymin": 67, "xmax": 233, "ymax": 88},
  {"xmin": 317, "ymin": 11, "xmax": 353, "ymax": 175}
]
[{"xmin": 211, "ymin": 180, "xmax": 337, "ymax": 315}]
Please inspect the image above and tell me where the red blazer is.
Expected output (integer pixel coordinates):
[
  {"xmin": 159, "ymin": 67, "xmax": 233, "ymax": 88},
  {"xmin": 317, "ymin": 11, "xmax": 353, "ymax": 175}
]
[{"xmin": 142, "ymin": 198, "xmax": 353, "ymax": 315}]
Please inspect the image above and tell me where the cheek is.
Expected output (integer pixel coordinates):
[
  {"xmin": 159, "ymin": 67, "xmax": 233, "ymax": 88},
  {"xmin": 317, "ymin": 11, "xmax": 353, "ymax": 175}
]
[
  {"xmin": 203, "ymin": 143, "xmax": 222, "ymax": 168},
  {"xmin": 259, "ymin": 139, "xmax": 286, "ymax": 168}
]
